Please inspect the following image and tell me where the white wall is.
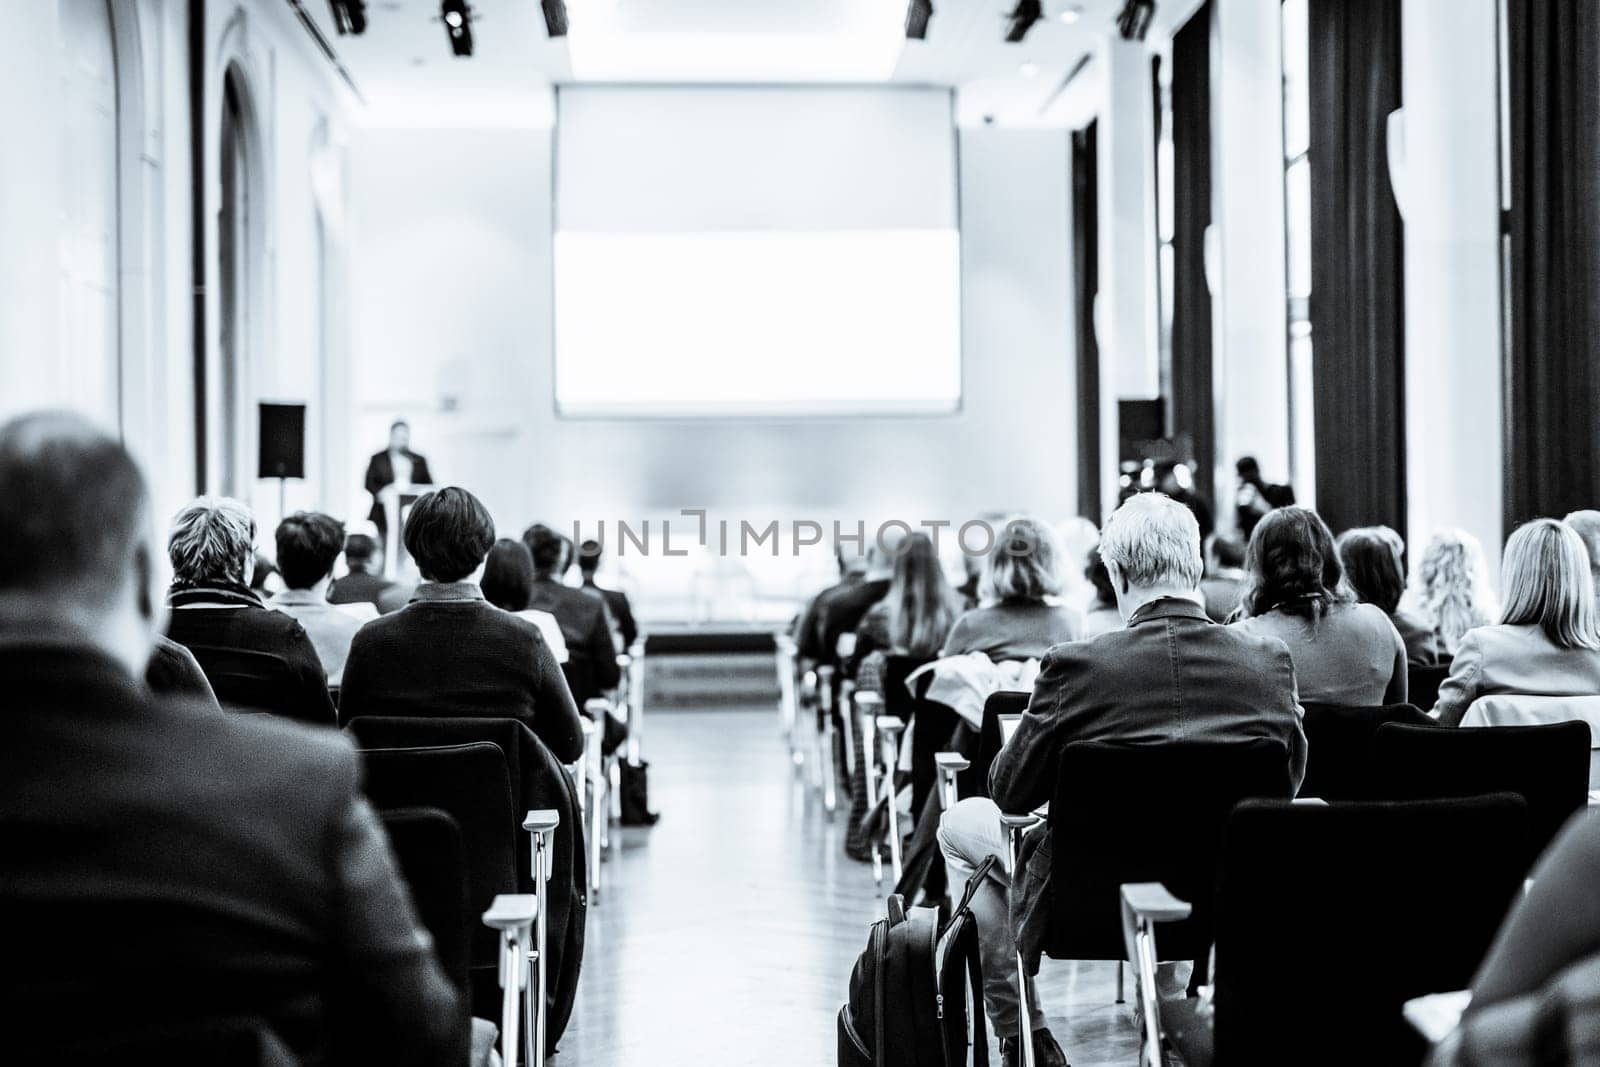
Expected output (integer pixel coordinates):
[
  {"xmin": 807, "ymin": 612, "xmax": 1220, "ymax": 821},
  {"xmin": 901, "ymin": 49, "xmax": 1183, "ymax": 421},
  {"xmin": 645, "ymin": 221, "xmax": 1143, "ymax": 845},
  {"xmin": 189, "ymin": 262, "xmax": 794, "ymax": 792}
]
[{"xmin": 348, "ymin": 121, "xmax": 1077, "ymax": 585}]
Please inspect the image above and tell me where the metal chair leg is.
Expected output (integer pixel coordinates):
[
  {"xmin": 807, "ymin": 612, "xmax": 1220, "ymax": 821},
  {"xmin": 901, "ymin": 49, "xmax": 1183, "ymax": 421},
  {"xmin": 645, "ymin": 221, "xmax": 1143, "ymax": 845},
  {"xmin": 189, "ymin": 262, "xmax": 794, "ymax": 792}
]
[
  {"xmin": 521, "ymin": 810, "xmax": 561, "ymax": 1067},
  {"xmin": 876, "ymin": 715, "xmax": 906, "ymax": 884},
  {"xmin": 817, "ymin": 666, "xmax": 837, "ymax": 815},
  {"xmin": 1116, "ymin": 959, "xmax": 1125, "ymax": 1005},
  {"xmin": 856, "ymin": 694, "xmax": 884, "ymax": 883},
  {"xmin": 1001, "ymin": 813, "xmax": 1044, "ymax": 1067},
  {"xmin": 483, "ymin": 895, "xmax": 536, "ymax": 1067}
]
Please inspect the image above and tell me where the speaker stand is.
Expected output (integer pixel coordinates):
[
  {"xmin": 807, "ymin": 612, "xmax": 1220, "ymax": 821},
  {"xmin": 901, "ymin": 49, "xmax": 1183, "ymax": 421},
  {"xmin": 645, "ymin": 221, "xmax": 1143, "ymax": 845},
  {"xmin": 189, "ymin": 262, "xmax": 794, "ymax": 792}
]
[{"xmin": 277, "ymin": 476, "xmax": 287, "ymax": 523}]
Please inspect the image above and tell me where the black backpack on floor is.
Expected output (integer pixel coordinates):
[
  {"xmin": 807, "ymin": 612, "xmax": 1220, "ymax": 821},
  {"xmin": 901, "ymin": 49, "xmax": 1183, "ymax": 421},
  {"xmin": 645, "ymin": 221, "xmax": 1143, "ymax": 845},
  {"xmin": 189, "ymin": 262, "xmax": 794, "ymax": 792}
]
[{"xmin": 837, "ymin": 856, "xmax": 995, "ymax": 1066}]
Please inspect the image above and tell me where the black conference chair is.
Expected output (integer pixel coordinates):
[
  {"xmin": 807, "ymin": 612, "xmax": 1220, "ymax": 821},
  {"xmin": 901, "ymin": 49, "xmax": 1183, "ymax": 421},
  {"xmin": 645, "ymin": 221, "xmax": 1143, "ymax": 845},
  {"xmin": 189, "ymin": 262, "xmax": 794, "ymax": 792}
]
[
  {"xmin": 346, "ymin": 716, "xmax": 588, "ymax": 1055},
  {"xmin": 955, "ymin": 690, "xmax": 1031, "ymax": 800},
  {"xmin": 1298, "ymin": 702, "xmax": 1435, "ymax": 800},
  {"xmin": 1123, "ymin": 795, "xmax": 1530, "ymax": 1067},
  {"xmin": 1407, "ymin": 663, "xmax": 1451, "ymax": 713},
  {"xmin": 185, "ymin": 644, "xmax": 333, "ymax": 725},
  {"xmin": 379, "ymin": 808, "xmax": 472, "ymax": 995},
  {"xmin": 882, "ymin": 654, "xmax": 961, "ymax": 820},
  {"xmin": 1367, "ymin": 720, "xmax": 1590, "ymax": 869},
  {"xmin": 1001, "ymin": 739, "xmax": 1294, "ymax": 1063}
]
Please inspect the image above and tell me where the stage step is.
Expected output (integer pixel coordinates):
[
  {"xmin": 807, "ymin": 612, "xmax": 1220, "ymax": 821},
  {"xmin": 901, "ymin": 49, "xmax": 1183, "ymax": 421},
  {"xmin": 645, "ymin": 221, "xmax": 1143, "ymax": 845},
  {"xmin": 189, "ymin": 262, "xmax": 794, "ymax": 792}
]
[{"xmin": 642, "ymin": 652, "xmax": 781, "ymax": 710}]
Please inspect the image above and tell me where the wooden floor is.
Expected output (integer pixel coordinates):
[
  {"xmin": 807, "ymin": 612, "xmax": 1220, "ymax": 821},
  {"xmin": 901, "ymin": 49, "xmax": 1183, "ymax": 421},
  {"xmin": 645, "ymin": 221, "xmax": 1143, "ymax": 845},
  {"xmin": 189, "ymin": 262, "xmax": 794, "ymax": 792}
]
[{"xmin": 552, "ymin": 707, "xmax": 1140, "ymax": 1066}]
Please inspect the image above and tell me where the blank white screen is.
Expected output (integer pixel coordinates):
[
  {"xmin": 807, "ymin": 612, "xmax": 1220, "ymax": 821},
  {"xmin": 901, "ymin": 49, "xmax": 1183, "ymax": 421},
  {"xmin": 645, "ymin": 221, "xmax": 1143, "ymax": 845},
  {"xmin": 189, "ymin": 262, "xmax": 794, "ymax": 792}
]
[{"xmin": 554, "ymin": 87, "xmax": 962, "ymax": 417}]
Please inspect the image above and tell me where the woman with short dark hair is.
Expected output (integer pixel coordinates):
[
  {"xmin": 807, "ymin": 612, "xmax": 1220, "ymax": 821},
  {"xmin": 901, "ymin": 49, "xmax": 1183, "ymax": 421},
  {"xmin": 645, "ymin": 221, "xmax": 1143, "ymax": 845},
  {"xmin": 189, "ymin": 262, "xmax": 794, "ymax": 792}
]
[
  {"xmin": 1337, "ymin": 526, "xmax": 1441, "ymax": 665},
  {"xmin": 481, "ymin": 539, "xmax": 569, "ymax": 664},
  {"xmin": 1232, "ymin": 507, "xmax": 1407, "ymax": 706}
]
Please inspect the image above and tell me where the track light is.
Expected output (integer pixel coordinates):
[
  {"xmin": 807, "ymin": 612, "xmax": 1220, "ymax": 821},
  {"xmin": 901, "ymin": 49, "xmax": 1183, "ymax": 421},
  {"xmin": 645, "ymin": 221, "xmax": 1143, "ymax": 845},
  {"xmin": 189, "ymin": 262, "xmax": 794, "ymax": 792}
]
[
  {"xmin": 905, "ymin": 0, "xmax": 933, "ymax": 39},
  {"xmin": 1004, "ymin": 1, "xmax": 1043, "ymax": 43},
  {"xmin": 1115, "ymin": 0, "xmax": 1156, "ymax": 41},
  {"xmin": 542, "ymin": 0, "xmax": 569, "ymax": 38},
  {"xmin": 327, "ymin": 0, "xmax": 366, "ymax": 34},
  {"xmin": 440, "ymin": 0, "xmax": 473, "ymax": 56}
]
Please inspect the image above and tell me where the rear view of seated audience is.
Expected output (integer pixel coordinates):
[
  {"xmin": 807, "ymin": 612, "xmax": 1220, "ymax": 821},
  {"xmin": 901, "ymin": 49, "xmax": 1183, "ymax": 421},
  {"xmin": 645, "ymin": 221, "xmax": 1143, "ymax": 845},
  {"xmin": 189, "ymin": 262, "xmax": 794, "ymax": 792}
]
[
  {"xmin": 1434, "ymin": 518, "xmax": 1600, "ymax": 727},
  {"xmin": 327, "ymin": 532, "xmax": 409, "ymax": 614},
  {"xmin": 0, "ymin": 413, "xmax": 462, "ymax": 1064},
  {"xmin": 1416, "ymin": 528, "xmax": 1498, "ymax": 660},
  {"xmin": 481, "ymin": 537, "xmax": 570, "ymax": 664},
  {"xmin": 1338, "ymin": 526, "xmax": 1443, "ymax": 665},
  {"xmin": 1200, "ymin": 533, "xmax": 1247, "ymax": 623},
  {"xmin": 809, "ymin": 529, "xmax": 902, "ymax": 669},
  {"xmin": 164, "ymin": 496, "xmax": 336, "ymax": 723},
  {"xmin": 942, "ymin": 516, "xmax": 1082, "ymax": 661},
  {"xmin": 854, "ymin": 532, "xmax": 961, "ymax": 700},
  {"xmin": 523, "ymin": 523, "xmax": 620, "ymax": 705},
  {"xmin": 341, "ymin": 490, "xmax": 583, "ymax": 762},
  {"xmin": 1081, "ymin": 549, "xmax": 1123, "ymax": 638},
  {"xmin": 578, "ymin": 538, "xmax": 639, "ymax": 650},
  {"xmin": 1232, "ymin": 506, "xmax": 1408, "ymax": 707},
  {"xmin": 938, "ymin": 493, "xmax": 1306, "ymax": 1067},
  {"xmin": 268, "ymin": 511, "xmax": 375, "ymax": 687}
]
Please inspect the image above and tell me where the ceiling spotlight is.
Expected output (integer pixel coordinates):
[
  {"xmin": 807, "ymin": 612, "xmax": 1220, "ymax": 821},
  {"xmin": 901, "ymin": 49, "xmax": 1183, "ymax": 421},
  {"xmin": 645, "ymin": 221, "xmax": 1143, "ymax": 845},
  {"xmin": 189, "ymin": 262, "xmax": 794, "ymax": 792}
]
[
  {"xmin": 1020, "ymin": 61, "xmax": 1040, "ymax": 77},
  {"xmin": 542, "ymin": 0, "xmax": 569, "ymax": 38},
  {"xmin": 327, "ymin": 0, "xmax": 367, "ymax": 34},
  {"xmin": 1115, "ymin": 0, "xmax": 1157, "ymax": 41},
  {"xmin": 906, "ymin": 0, "xmax": 934, "ymax": 40},
  {"xmin": 440, "ymin": 0, "xmax": 473, "ymax": 56},
  {"xmin": 1005, "ymin": 1, "xmax": 1044, "ymax": 43},
  {"xmin": 1058, "ymin": 4, "xmax": 1084, "ymax": 23}
]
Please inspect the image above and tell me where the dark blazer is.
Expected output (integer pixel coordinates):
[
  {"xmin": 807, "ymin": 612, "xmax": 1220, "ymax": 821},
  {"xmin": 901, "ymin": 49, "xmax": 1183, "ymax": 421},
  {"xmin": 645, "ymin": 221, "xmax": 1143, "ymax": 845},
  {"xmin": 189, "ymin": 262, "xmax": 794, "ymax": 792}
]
[
  {"xmin": 165, "ymin": 584, "xmax": 336, "ymax": 725},
  {"xmin": 805, "ymin": 577, "xmax": 891, "ymax": 664},
  {"xmin": 583, "ymin": 579, "xmax": 638, "ymax": 650},
  {"xmin": 338, "ymin": 582, "xmax": 584, "ymax": 763},
  {"xmin": 0, "ymin": 640, "xmax": 464, "ymax": 1064},
  {"xmin": 327, "ymin": 571, "xmax": 408, "ymax": 615},
  {"xmin": 529, "ymin": 577, "xmax": 621, "ymax": 702},
  {"xmin": 364, "ymin": 448, "xmax": 434, "ymax": 528},
  {"xmin": 144, "ymin": 634, "xmax": 222, "ymax": 712}
]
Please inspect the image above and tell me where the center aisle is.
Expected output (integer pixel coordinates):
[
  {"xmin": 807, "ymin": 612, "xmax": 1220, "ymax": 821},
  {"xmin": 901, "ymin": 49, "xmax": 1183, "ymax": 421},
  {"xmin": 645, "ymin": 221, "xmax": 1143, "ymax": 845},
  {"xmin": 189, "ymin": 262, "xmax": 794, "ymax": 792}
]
[{"xmin": 551, "ymin": 707, "xmax": 1137, "ymax": 1066}]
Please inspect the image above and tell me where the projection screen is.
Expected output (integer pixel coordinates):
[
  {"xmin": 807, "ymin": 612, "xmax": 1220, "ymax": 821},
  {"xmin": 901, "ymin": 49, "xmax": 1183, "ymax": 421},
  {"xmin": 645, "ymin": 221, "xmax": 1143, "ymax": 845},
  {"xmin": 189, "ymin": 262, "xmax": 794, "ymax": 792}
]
[{"xmin": 553, "ymin": 87, "xmax": 962, "ymax": 417}]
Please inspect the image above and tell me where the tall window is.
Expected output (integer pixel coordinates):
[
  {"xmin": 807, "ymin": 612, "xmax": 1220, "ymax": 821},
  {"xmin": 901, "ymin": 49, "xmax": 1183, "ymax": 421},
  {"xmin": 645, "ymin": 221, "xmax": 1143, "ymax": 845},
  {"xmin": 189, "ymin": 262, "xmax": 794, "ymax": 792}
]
[{"xmin": 1281, "ymin": 0, "xmax": 1316, "ymax": 506}]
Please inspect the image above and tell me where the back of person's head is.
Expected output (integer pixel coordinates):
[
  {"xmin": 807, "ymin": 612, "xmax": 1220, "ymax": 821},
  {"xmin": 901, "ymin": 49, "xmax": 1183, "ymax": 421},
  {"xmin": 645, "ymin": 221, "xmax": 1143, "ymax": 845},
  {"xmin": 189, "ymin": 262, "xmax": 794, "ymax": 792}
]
[
  {"xmin": 1418, "ymin": 528, "xmax": 1496, "ymax": 654},
  {"xmin": 1564, "ymin": 510, "xmax": 1600, "ymax": 581},
  {"xmin": 481, "ymin": 538, "xmax": 535, "ymax": 612},
  {"xmin": 577, "ymin": 538, "xmax": 603, "ymax": 577},
  {"xmin": 1240, "ymin": 506, "xmax": 1347, "ymax": 620},
  {"xmin": 169, "ymin": 496, "xmax": 256, "ymax": 588},
  {"xmin": 274, "ymin": 512, "xmax": 345, "ymax": 591},
  {"xmin": 982, "ymin": 515, "xmax": 1065, "ymax": 602},
  {"xmin": 1097, "ymin": 493, "xmax": 1203, "ymax": 594},
  {"xmin": 1207, "ymin": 533, "xmax": 1246, "ymax": 572},
  {"xmin": 1236, "ymin": 456, "xmax": 1262, "ymax": 482},
  {"xmin": 887, "ymin": 532, "xmax": 957, "ymax": 658},
  {"xmin": 1500, "ymin": 519, "xmax": 1600, "ymax": 650},
  {"xmin": 866, "ymin": 524, "xmax": 908, "ymax": 578},
  {"xmin": 403, "ymin": 487, "xmax": 494, "ymax": 583},
  {"xmin": 1336, "ymin": 527, "xmax": 1406, "ymax": 615},
  {"xmin": 344, "ymin": 533, "xmax": 379, "ymax": 574},
  {"xmin": 521, "ymin": 523, "xmax": 567, "ymax": 578},
  {"xmin": 1085, "ymin": 548, "xmax": 1117, "ymax": 608},
  {"xmin": 0, "ymin": 412, "xmax": 155, "ymax": 624}
]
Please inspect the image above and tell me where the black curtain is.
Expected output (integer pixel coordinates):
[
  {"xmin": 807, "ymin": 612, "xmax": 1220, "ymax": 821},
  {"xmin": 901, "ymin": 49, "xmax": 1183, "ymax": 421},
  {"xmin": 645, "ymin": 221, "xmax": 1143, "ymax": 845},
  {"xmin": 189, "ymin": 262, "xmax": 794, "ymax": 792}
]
[
  {"xmin": 1170, "ymin": 2, "xmax": 1214, "ymax": 504},
  {"xmin": 1504, "ymin": 0, "xmax": 1600, "ymax": 525},
  {"xmin": 1073, "ymin": 122, "xmax": 1102, "ymax": 523},
  {"xmin": 1308, "ymin": 0, "xmax": 1406, "ymax": 538}
]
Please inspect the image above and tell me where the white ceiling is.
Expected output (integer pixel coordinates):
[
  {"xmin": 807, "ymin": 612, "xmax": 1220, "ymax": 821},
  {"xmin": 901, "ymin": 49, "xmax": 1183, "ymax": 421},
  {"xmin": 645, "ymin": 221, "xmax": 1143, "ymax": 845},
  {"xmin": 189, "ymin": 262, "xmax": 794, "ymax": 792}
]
[{"xmin": 307, "ymin": 0, "xmax": 1146, "ymax": 127}]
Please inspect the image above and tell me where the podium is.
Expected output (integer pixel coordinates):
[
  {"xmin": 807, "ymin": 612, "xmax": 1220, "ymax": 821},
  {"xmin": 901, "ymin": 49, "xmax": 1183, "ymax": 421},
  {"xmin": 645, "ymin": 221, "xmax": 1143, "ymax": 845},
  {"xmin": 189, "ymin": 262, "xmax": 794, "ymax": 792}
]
[{"xmin": 379, "ymin": 483, "xmax": 428, "ymax": 578}]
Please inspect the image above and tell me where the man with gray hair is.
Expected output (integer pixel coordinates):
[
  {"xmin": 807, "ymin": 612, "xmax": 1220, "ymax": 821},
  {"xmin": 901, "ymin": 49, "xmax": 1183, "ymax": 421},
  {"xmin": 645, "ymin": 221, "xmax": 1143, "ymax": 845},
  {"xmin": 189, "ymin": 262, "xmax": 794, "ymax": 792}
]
[
  {"xmin": 0, "ymin": 412, "xmax": 463, "ymax": 1061},
  {"xmin": 938, "ymin": 492, "xmax": 1306, "ymax": 1067}
]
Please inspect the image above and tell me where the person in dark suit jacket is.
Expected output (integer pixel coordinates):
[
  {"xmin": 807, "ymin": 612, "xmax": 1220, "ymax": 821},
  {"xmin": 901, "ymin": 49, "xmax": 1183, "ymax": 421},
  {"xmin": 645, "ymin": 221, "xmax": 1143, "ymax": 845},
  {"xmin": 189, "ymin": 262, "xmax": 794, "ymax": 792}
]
[
  {"xmin": 938, "ymin": 493, "xmax": 1305, "ymax": 1067},
  {"xmin": 144, "ymin": 633, "xmax": 222, "ymax": 712},
  {"xmin": 0, "ymin": 412, "xmax": 463, "ymax": 1064},
  {"xmin": 576, "ymin": 538, "xmax": 638, "ymax": 650},
  {"xmin": 164, "ymin": 496, "xmax": 336, "ymax": 725},
  {"xmin": 523, "ymin": 524, "xmax": 620, "ymax": 709},
  {"xmin": 327, "ymin": 533, "xmax": 409, "ymax": 614},
  {"xmin": 364, "ymin": 419, "xmax": 434, "ymax": 543},
  {"xmin": 341, "ymin": 489, "xmax": 583, "ymax": 763}
]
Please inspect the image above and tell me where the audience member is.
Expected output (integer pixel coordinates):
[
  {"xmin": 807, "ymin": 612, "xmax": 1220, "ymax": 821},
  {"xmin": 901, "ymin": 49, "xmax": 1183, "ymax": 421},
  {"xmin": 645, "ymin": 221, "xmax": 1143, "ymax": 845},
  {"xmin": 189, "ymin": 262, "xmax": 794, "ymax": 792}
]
[
  {"xmin": 481, "ymin": 538, "xmax": 570, "ymax": 664},
  {"xmin": 1434, "ymin": 519, "xmax": 1600, "ymax": 727},
  {"xmin": 1564, "ymin": 510, "xmax": 1600, "ymax": 614},
  {"xmin": 795, "ymin": 546, "xmax": 870, "ymax": 658},
  {"xmin": 1337, "ymin": 526, "xmax": 1442, "ymax": 665},
  {"xmin": 578, "ymin": 538, "xmax": 639, "ymax": 650},
  {"xmin": 938, "ymin": 493, "xmax": 1306, "ymax": 1067},
  {"xmin": 1235, "ymin": 455, "xmax": 1296, "ymax": 540},
  {"xmin": 341, "ymin": 490, "xmax": 583, "ymax": 761},
  {"xmin": 268, "ymin": 511, "xmax": 375, "ymax": 687},
  {"xmin": 1416, "ymin": 529, "xmax": 1498, "ymax": 659},
  {"xmin": 942, "ymin": 517, "xmax": 1082, "ymax": 661},
  {"xmin": 1155, "ymin": 460, "xmax": 1215, "ymax": 540},
  {"xmin": 1055, "ymin": 516, "xmax": 1101, "ymax": 613},
  {"xmin": 249, "ymin": 550, "xmax": 282, "ymax": 599},
  {"xmin": 1232, "ymin": 507, "xmax": 1408, "ymax": 706},
  {"xmin": 328, "ymin": 532, "xmax": 409, "ymax": 614},
  {"xmin": 164, "ymin": 497, "xmax": 335, "ymax": 723},
  {"xmin": 1081, "ymin": 549, "xmax": 1123, "ymax": 637},
  {"xmin": 144, "ymin": 634, "xmax": 222, "ymax": 712},
  {"xmin": 1200, "ymin": 533, "xmax": 1247, "ymax": 623},
  {"xmin": 855, "ymin": 533, "xmax": 962, "ymax": 699},
  {"xmin": 806, "ymin": 529, "xmax": 903, "ymax": 668},
  {"xmin": 523, "ymin": 523, "xmax": 620, "ymax": 705},
  {"xmin": 0, "ymin": 413, "xmax": 462, "ymax": 1063}
]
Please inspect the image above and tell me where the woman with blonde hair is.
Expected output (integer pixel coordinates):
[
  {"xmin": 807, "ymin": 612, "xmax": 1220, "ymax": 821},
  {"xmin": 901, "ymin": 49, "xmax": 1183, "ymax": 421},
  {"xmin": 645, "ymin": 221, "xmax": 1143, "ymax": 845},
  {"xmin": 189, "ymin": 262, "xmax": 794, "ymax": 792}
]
[
  {"xmin": 1434, "ymin": 519, "xmax": 1600, "ymax": 727},
  {"xmin": 941, "ymin": 516, "xmax": 1083, "ymax": 661},
  {"xmin": 1416, "ymin": 529, "xmax": 1498, "ymax": 658}
]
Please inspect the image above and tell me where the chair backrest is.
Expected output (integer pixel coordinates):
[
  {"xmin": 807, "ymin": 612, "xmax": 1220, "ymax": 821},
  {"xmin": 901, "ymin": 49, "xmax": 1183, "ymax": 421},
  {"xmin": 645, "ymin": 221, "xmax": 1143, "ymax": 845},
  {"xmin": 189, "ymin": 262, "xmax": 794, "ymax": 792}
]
[
  {"xmin": 956, "ymin": 690, "xmax": 1030, "ymax": 799},
  {"xmin": 883, "ymin": 654, "xmax": 961, "ymax": 816},
  {"xmin": 1048, "ymin": 738, "xmax": 1293, "ymax": 962},
  {"xmin": 1368, "ymin": 720, "xmax": 1590, "ymax": 869},
  {"xmin": 1407, "ymin": 663, "xmax": 1451, "ymax": 712},
  {"xmin": 186, "ymin": 644, "xmax": 324, "ymax": 724},
  {"xmin": 1212, "ymin": 796, "xmax": 1529, "ymax": 1065},
  {"xmin": 1462, "ymin": 694, "xmax": 1600, "ymax": 788},
  {"xmin": 379, "ymin": 807, "xmax": 471, "ymax": 994},
  {"xmin": 357, "ymin": 743, "xmax": 518, "ymax": 972},
  {"xmin": 1299, "ymin": 702, "xmax": 1435, "ymax": 800}
]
